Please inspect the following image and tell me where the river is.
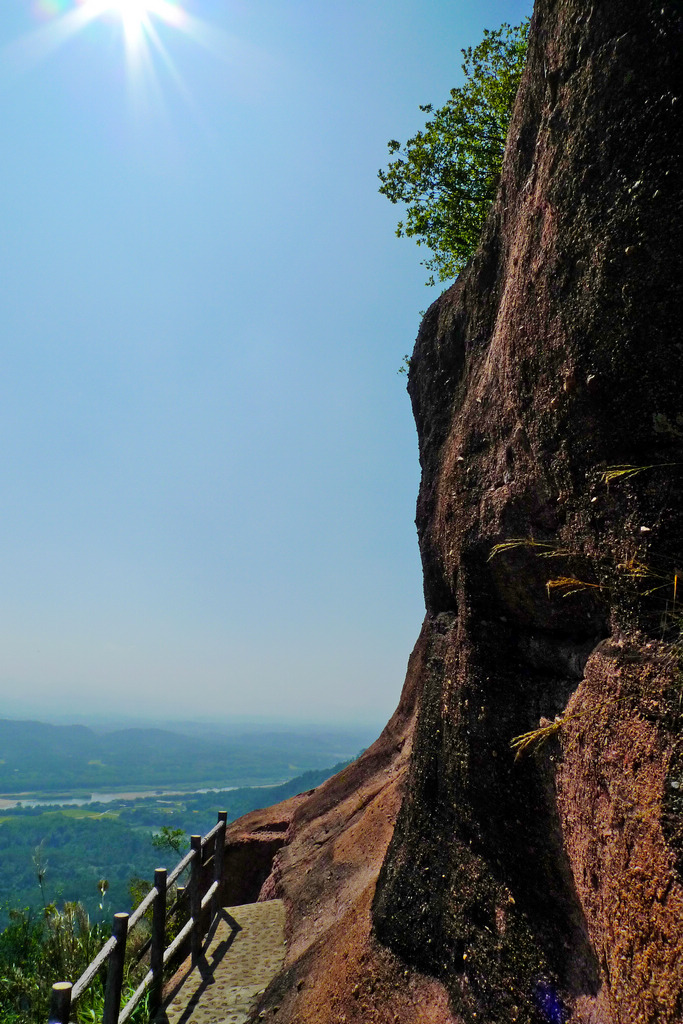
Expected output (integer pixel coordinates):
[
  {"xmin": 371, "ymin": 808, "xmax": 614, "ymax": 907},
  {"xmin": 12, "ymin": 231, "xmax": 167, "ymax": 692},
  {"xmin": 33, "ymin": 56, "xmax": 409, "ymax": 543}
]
[{"xmin": 0, "ymin": 784, "xmax": 242, "ymax": 811}]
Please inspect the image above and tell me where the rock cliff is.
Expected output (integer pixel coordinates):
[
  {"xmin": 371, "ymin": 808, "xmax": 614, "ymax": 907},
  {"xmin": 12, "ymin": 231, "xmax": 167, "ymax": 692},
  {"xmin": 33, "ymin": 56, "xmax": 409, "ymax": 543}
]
[{"xmin": 236, "ymin": 1, "xmax": 683, "ymax": 1022}]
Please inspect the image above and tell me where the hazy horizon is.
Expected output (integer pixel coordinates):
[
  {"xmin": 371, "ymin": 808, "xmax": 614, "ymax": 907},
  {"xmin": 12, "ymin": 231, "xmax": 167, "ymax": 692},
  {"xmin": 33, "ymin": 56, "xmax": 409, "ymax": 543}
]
[{"xmin": 0, "ymin": 705, "xmax": 385, "ymax": 735}]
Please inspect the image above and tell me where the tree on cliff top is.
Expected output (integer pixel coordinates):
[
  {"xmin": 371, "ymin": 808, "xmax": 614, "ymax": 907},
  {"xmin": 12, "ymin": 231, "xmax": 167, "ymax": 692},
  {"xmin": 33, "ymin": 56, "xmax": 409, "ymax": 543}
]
[{"xmin": 379, "ymin": 20, "xmax": 529, "ymax": 285}]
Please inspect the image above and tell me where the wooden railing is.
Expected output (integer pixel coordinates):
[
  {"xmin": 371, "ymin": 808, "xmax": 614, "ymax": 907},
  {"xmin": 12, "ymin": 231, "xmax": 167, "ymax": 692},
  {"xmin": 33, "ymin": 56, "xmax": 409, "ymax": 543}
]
[{"xmin": 48, "ymin": 811, "xmax": 228, "ymax": 1024}]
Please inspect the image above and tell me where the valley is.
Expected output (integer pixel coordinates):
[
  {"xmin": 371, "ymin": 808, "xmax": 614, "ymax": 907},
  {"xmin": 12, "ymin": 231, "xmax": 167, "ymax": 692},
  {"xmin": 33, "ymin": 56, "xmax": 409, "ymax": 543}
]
[{"xmin": 0, "ymin": 715, "xmax": 369, "ymax": 928}]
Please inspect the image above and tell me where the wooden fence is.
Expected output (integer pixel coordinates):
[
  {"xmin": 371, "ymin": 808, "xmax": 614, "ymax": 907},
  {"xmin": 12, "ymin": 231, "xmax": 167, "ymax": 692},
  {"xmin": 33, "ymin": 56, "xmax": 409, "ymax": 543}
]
[{"xmin": 47, "ymin": 811, "xmax": 228, "ymax": 1024}]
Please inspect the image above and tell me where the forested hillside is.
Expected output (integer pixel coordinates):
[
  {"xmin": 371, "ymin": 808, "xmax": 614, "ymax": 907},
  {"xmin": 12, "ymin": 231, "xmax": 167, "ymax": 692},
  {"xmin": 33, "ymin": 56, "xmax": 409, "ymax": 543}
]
[
  {"xmin": 0, "ymin": 760, "xmax": 351, "ymax": 927},
  {"xmin": 0, "ymin": 718, "xmax": 370, "ymax": 793}
]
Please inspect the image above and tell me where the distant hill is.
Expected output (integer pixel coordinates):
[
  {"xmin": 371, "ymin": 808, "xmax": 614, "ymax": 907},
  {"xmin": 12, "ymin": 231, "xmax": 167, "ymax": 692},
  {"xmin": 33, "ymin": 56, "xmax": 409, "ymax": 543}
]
[{"xmin": 0, "ymin": 718, "xmax": 374, "ymax": 794}]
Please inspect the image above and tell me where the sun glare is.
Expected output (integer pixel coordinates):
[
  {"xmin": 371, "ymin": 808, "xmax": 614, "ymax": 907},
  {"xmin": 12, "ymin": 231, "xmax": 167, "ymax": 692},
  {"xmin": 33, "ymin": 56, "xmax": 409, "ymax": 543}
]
[
  {"xmin": 109, "ymin": 0, "xmax": 151, "ymax": 27},
  {"xmin": 113, "ymin": 0, "xmax": 150, "ymax": 13},
  {"xmin": 99, "ymin": 0, "xmax": 153, "ymax": 48},
  {"xmin": 6, "ymin": 0, "xmax": 226, "ymax": 103},
  {"xmin": 80, "ymin": 0, "xmax": 180, "ymax": 49}
]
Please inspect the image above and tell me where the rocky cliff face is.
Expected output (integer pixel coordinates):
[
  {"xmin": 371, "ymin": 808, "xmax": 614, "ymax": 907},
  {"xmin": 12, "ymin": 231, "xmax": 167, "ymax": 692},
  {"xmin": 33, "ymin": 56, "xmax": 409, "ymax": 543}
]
[
  {"xmin": 240, "ymin": 2, "xmax": 683, "ymax": 1022},
  {"xmin": 374, "ymin": 1, "xmax": 683, "ymax": 1021}
]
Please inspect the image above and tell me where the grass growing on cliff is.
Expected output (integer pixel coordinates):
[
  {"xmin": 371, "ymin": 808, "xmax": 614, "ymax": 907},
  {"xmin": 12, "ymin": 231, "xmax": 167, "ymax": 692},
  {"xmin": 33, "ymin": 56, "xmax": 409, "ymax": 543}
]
[
  {"xmin": 492, "ymin": 462, "xmax": 683, "ymax": 757},
  {"xmin": 510, "ymin": 716, "xmax": 571, "ymax": 760},
  {"xmin": 600, "ymin": 463, "xmax": 676, "ymax": 486},
  {"xmin": 545, "ymin": 577, "xmax": 605, "ymax": 597},
  {"xmin": 488, "ymin": 538, "xmax": 555, "ymax": 558},
  {"xmin": 487, "ymin": 538, "xmax": 577, "ymax": 560},
  {"xmin": 489, "ymin": 537, "xmax": 679, "ymax": 607},
  {"xmin": 0, "ymin": 899, "xmax": 150, "ymax": 1024}
]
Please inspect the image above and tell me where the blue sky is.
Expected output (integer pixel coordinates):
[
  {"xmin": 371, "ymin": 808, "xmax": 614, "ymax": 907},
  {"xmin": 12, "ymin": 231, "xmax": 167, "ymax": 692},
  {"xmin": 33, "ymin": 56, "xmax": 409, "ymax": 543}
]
[{"xmin": 0, "ymin": 0, "xmax": 532, "ymax": 726}]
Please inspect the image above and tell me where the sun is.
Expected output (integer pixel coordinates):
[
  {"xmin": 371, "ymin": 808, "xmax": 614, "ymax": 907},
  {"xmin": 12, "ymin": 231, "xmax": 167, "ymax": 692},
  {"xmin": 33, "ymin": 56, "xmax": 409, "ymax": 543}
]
[
  {"xmin": 82, "ymin": 0, "xmax": 170, "ymax": 45},
  {"xmin": 112, "ymin": 0, "xmax": 151, "ymax": 12},
  {"xmin": 10, "ymin": 0, "xmax": 199, "ymax": 83},
  {"xmin": 108, "ymin": 0, "xmax": 152, "ymax": 24},
  {"xmin": 6, "ymin": 0, "xmax": 230, "ymax": 107},
  {"xmin": 102, "ymin": 0, "xmax": 154, "ymax": 44}
]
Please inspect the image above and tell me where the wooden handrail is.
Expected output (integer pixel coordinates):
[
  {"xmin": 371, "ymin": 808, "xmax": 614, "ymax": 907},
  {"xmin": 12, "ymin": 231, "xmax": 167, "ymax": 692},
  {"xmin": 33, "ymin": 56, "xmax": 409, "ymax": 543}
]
[
  {"xmin": 127, "ymin": 884, "xmax": 159, "ymax": 932},
  {"xmin": 200, "ymin": 879, "xmax": 220, "ymax": 910},
  {"xmin": 162, "ymin": 918, "xmax": 193, "ymax": 965},
  {"xmin": 167, "ymin": 848, "xmax": 194, "ymax": 888},
  {"xmin": 47, "ymin": 811, "xmax": 228, "ymax": 1024},
  {"xmin": 201, "ymin": 817, "xmax": 225, "ymax": 846},
  {"xmin": 71, "ymin": 936, "xmax": 117, "ymax": 1002},
  {"xmin": 117, "ymin": 969, "xmax": 152, "ymax": 1024}
]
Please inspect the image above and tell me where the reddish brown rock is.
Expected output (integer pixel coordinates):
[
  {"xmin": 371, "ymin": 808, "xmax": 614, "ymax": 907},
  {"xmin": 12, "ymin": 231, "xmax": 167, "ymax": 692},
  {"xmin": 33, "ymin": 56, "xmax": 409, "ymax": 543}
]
[
  {"xmin": 556, "ymin": 644, "xmax": 683, "ymax": 1023},
  {"xmin": 228, "ymin": 1, "xmax": 683, "ymax": 1022},
  {"xmin": 225, "ymin": 626, "xmax": 461, "ymax": 1023},
  {"xmin": 373, "ymin": 0, "xmax": 683, "ymax": 1021}
]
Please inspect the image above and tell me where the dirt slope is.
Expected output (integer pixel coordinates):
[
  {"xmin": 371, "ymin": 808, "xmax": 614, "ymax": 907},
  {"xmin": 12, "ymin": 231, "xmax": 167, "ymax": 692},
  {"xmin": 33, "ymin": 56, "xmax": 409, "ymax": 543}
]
[{"xmin": 223, "ymin": 625, "xmax": 461, "ymax": 1023}]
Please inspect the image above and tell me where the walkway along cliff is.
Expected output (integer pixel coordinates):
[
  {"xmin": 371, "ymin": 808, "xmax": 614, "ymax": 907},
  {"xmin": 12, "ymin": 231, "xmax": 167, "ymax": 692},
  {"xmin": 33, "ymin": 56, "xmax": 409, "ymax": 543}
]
[{"xmin": 227, "ymin": 1, "xmax": 683, "ymax": 1022}]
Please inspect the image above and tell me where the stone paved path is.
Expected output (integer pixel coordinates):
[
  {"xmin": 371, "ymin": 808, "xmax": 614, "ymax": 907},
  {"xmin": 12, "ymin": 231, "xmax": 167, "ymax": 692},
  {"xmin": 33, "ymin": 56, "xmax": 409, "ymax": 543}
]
[{"xmin": 161, "ymin": 901, "xmax": 286, "ymax": 1024}]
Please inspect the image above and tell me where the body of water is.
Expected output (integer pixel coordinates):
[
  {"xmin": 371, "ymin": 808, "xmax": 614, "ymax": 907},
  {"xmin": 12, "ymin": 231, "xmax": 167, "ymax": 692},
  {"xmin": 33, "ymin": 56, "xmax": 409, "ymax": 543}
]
[{"xmin": 0, "ymin": 785, "xmax": 242, "ymax": 810}]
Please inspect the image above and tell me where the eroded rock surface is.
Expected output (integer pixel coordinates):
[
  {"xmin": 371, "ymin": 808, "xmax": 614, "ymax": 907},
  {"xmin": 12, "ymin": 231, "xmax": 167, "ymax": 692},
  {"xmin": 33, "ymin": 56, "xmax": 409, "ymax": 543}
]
[
  {"xmin": 374, "ymin": 1, "xmax": 683, "ymax": 1021},
  {"xmin": 226, "ymin": 2, "xmax": 683, "ymax": 1022}
]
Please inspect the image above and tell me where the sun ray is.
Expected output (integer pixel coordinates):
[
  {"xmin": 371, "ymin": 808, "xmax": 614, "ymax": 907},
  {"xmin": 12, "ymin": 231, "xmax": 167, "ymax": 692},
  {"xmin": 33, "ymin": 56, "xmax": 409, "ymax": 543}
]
[
  {"xmin": 4, "ymin": 3, "xmax": 105, "ymax": 71},
  {"xmin": 3, "ymin": 0, "xmax": 226, "ymax": 96},
  {"xmin": 143, "ymin": 14, "xmax": 194, "ymax": 106},
  {"xmin": 2, "ymin": 0, "xmax": 273, "ymax": 124}
]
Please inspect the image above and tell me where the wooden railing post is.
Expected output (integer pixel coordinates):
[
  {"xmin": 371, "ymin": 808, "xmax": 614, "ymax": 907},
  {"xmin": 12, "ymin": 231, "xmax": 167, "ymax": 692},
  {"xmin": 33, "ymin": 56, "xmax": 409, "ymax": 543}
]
[
  {"xmin": 103, "ymin": 912, "xmax": 128, "ymax": 1024},
  {"xmin": 149, "ymin": 867, "xmax": 167, "ymax": 1019},
  {"xmin": 48, "ymin": 981, "xmax": 72, "ymax": 1024},
  {"xmin": 212, "ymin": 811, "xmax": 227, "ymax": 922},
  {"xmin": 190, "ymin": 835, "xmax": 202, "ymax": 963}
]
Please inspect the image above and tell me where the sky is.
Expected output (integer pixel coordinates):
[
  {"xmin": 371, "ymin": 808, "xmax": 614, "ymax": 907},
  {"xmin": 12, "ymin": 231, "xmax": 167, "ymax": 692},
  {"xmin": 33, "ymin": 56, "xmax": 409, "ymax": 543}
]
[{"xmin": 0, "ymin": 0, "xmax": 532, "ymax": 727}]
